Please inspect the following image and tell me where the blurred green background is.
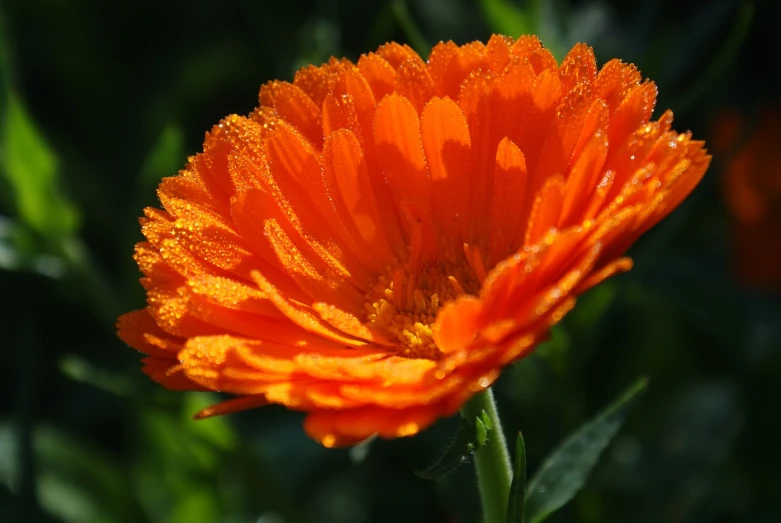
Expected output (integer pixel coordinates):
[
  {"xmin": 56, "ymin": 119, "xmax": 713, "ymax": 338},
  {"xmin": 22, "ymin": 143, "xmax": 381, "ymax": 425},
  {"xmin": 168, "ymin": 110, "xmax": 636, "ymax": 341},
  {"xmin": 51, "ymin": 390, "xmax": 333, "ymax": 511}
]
[{"xmin": 1, "ymin": 0, "xmax": 780, "ymax": 521}]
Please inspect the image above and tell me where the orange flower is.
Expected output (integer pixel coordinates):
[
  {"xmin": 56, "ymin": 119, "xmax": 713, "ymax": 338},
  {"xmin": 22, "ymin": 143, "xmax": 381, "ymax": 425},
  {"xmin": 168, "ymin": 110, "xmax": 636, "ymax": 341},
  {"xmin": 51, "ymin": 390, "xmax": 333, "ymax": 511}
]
[
  {"xmin": 717, "ymin": 107, "xmax": 781, "ymax": 289},
  {"xmin": 117, "ymin": 36, "xmax": 710, "ymax": 447}
]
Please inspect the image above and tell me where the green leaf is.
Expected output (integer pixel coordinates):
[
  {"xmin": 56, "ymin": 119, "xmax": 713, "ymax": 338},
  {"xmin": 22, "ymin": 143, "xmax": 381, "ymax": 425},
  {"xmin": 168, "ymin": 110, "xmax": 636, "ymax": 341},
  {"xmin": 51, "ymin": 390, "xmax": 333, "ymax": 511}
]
[
  {"xmin": 506, "ymin": 432, "xmax": 527, "ymax": 523},
  {"xmin": 524, "ymin": 378, "xmax": 648, "ymax": 523},
  {"xmin": 0, "ymin": 93, "xmax": 79, "ymax": 236}
]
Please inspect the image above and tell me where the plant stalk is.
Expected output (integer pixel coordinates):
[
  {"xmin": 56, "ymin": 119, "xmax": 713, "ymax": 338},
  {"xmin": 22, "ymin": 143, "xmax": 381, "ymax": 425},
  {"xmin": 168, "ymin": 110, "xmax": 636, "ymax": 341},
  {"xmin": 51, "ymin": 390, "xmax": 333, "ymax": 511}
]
[{"xmin": 461, "ymin": 387, "xmax": 513, "ymax": 523}]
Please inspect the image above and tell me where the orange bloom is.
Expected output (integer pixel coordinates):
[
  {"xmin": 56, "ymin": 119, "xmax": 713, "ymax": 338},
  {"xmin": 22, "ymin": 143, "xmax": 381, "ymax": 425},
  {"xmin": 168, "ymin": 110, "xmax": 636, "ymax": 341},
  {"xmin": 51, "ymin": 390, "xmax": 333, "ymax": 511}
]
[
  {"xmin": 717, "ymin": 108, "xmax": 781, "ymax": 289},
  {"xmin": 117, "ymin": 36, "xmax": 710, "ymax": 447}
]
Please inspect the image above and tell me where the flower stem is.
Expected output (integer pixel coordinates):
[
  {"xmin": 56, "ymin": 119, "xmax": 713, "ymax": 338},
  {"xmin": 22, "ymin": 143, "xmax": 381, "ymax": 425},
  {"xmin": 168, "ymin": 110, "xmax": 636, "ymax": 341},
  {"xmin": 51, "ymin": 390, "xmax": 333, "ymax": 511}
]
[{"xmin": 461, "ymin": 387, "xmax": 513, "ymax": 523}]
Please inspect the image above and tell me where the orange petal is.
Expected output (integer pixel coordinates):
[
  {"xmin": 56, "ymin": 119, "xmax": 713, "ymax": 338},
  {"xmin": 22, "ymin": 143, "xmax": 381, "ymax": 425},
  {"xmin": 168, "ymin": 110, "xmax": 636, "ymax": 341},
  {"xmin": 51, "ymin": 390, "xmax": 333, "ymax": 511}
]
[
  {"xmin": 184, "ymin": 273, "xmax": 279, "ymax": 316},
  {"xmin": 323, "ymin": 129, "xmax": 395, "ymax": 265},
  {"xmin": 524, "ymin": 174, "xmax": 565, "ymax": 246},
  {"xmin": 376, "ymin": 42, "xmax": 423, "ymax": 69},
  {"xmin": 357, "ymin": 52, "xmax": 396, "ymax": 101},
  {"xmin": 432, "ymin": 296, "xmax": 483, "ymax": 354},
  {"xmin": 141, "ymin": 357, "xmax": 206, "ymax": 391},
  {"xmin": 322, "ymin": 92, "xmax": 359, "ymax": 137},
  {"xmin": 262, "ymin": 216, "xmax": 366, "ymax": 309},
  {"xmin": 179, "ymin": 335, "xmax": 352, "ymax": 400},
  {"xmin": 338, "ymin": 374, "xmax": 465, "ymax": 408},
  {"xmin": 117, "ymin": 309, "xmax": 183, "ymax": 357},
  {"xmin": 143, "ymin": 276, "xmax": 223, "ymax": 339},
  {"xmin": 524, "ymin": 69, "xmax": 563, "ymax": 187},
  {"xmin": 532, "ymin": 86, "xmax": 593, "ymax": 198},
  {"xmin": 491, "ymin": 137, "xmax": 528, "ymax": 253},
  {"xmin": 265, "ymin": 122, "xmax": 344, "ymax": 235},
  {"xmin": 157, "ymin": 198, "xmax": 258, "ymax": 279},
  {"xmin": 510, "ymin": 35, "xmax": 544, "ymax": 61},
  {"xmin": 264, "ymin": 128, "xmax": 378, "ymax": 282},
  {"xmin": 373, "ymin": 93, "xmax": 431, "ymax": 223},
  {"xmin": 558, "ymin": 43, "xmax": 597, "ymax": 93},
  {"xmin": 486, "ymin": 34, "xmax": 513, "ymax": 73},
  {"xmin": 395, "ymin": 58, "xmax": 436, "ymax": 114},
  {"xmin": 270, "ymin": 81, "xmax": 323, "ymax": 148},
  {"xmin": 252, "ymin": 269, "xmax": 368, "ymax": 346},
  {"xmin": 333, "ymin": 65, "xmax": 378, "ymax": 150},
  {"xmin": 608, "ymin": 81, "xmax": 657, "ymax": 150},
  {"xmin": 420, "ymin": 96, "xmax": 472, "ymax": 236},
  {"xmin": 594, "ymin": 59, "xmax": 641, "ymax": 113},
  {"xmin": 188, "ymin": 142, "xmax": 233, "ymax": 215},
  {"xmin": 157, "ymin": 176, "xmax": 220, "ymax": 215},
  {"xmin": 312, "ymin": 302, "xmax": 395, "ymax": 345},
  {"xmin": 195, "ymin": 395, "xmax": 270, "ymax": 419},
  {"xmin": 232, "ymin": 189, "xmax": 362, "ymax": 308},
  {"xmin": 559, "ymin": 129, "xmax": 609, "ymax": 226},
  {"xmin": 528, "ymin": 48, "xmax": 558, "ymax": 75},
  {"xmin": 428, "ymin": 41, "xmax": 488, "ymax": 99},
  {"xmin": 293, "ymin": 59, "xmax": 348, "ymax": 108},
  {"xmin": 576, "ymin": 257, "xmax": 634, "ymax": 293},
  {"xmin": 458, "ymin": 70, "xmax": 500, "ymax": 240},
  {"xmin": 304, "ymin": 403, "xmax": 449, "ymax": 447}
]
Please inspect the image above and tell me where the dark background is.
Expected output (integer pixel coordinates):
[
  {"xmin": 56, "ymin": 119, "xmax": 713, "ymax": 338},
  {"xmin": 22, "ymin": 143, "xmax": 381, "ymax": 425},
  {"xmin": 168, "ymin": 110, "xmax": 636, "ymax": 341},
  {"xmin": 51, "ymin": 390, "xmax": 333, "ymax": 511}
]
[{"xmin": 1, "ymin": 0, "xmax": 780, "ymax": 521}]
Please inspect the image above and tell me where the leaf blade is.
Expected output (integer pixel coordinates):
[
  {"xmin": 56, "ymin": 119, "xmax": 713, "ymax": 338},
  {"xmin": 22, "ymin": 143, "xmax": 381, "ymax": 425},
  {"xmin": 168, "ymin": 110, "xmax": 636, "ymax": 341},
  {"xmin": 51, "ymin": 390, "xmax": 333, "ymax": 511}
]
[
  {"xmin": 1, "ymin": 93, "xmax": 79, "ymax": 236},
  {"xmin": 506, "ymin": 432, "xmax": 527, "ymax": 523},
  {"xmin": 524, "ymin": 378, "xmax": 648, "ymax": 523}
]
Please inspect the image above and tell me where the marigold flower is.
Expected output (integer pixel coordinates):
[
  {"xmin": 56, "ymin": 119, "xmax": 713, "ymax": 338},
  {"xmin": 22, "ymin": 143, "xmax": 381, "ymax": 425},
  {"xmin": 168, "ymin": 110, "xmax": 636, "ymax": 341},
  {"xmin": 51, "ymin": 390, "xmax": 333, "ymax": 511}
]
[
  {"xmin": 716, "ymin": 107, "xmax": 781, "ymax": 289},
  {"xmin": 117, "ymin": 35, "xmax": 710, "ymax": 447}
]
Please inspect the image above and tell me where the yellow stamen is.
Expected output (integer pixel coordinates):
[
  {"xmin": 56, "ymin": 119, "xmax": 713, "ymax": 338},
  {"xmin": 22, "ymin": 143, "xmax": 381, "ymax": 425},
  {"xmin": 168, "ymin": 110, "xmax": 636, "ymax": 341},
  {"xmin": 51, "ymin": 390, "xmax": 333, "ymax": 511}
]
[{"xmin": 363, "ymin": 245, "xmax": 485, "ymax": 359}]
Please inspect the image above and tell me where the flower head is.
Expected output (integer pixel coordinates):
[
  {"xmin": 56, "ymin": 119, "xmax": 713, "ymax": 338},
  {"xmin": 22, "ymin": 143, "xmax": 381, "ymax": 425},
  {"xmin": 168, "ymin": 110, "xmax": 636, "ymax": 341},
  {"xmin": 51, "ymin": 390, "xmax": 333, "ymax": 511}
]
[{"xmin": 118, "ymin": 35, "xmax": 710, "ymax": 447}]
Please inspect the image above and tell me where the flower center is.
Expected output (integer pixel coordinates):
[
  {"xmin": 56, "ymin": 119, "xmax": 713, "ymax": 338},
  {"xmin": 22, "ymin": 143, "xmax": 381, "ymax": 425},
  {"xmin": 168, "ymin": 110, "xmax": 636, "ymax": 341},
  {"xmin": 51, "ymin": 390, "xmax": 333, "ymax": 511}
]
[{"xmin": 363, "ymin": 244, "xmax": 486, "ymax": 360}]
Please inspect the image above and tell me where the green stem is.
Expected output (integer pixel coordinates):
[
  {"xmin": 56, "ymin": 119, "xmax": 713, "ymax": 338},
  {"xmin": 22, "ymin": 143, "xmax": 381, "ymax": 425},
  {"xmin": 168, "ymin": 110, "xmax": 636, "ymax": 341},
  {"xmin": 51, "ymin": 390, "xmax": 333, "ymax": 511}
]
[{"xmin": 462, "ymin": 388, "xmax": 513, "ymax": 523}]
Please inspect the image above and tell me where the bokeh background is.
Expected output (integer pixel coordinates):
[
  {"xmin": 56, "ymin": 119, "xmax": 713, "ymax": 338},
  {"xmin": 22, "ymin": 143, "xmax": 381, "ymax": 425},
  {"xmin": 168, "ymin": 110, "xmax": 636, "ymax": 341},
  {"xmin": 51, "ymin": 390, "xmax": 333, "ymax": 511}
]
[{"xmin": 2, "ymin": 0, "xmax": 780, "ymax": 521}]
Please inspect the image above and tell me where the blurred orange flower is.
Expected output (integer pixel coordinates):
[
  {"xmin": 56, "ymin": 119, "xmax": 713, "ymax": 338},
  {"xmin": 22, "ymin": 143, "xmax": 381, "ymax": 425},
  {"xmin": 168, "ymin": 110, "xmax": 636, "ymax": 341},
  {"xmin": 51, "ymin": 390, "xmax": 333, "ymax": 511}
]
[
  {"xmin": 717, "ymin": 108, "xmax": 781, "ymax": 289},
  {"xmin": 117, "ymin": 36, "xmax": 710, "ymax": 447}
]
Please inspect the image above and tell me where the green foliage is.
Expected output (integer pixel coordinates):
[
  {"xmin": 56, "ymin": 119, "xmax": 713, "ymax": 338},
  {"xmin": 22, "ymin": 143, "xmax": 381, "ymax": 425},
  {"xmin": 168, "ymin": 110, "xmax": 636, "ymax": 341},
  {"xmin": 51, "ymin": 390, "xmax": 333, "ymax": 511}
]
[
  {"xmin": 506, "ymin": 432, "xmax": 527, "ymax": 523},
  {"xmin": 524, "ymin": 379, "xmax": 648, "ymax": 523},
  {"xmin": 1, "ymin": 93, "xmax": 79, "ymax": 237},
  {"xmin": 0, "ymin": 0, "xmax": 779, "ymax": 522}
]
